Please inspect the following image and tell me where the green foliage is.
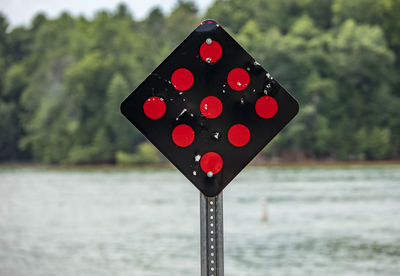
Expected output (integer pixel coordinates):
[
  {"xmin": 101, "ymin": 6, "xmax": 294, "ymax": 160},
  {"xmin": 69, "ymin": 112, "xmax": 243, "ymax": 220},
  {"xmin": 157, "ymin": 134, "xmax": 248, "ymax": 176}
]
[
  {"xmin": 116, "ymin": 142, "xmax": 162, "ymax": 165},
  {"xmin": 2, "ymin": 63, "xmax": 28, "ymax": 100},
  {"xmin": 104, "ymin": 73, "xmax": 141, "ymax": 160},
  {"xmin": 0, "ymin": 0, "xmax": 399, "ymax": 164},
  {"xmin": 0, "ymin": 100, "xmax": 20, "ymax": 160},
  {"xmin": 165, "ymin": 0, "xmax": 200, "ymax": 47},
  {"xmin": 0, "ymin": 13, "xmax": 7, "ymax": 91},
  {"xmin": 332, "ymin": 0, "xmax": 385, "ymax": 26},
  {"xmin": 67, "ymin": 127, "xmax": 113, "ymax": 164},
  {"xmin": 356, "ymin": 127, "xmax": 392, "ymax": 160}
]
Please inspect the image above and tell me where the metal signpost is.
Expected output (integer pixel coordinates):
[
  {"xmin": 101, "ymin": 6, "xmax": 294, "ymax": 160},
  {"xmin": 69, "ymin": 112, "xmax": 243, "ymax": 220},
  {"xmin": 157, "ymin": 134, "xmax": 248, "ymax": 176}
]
[{"xmin": 121, "ymin": 20, "xmax": 299, "ymax": 275}]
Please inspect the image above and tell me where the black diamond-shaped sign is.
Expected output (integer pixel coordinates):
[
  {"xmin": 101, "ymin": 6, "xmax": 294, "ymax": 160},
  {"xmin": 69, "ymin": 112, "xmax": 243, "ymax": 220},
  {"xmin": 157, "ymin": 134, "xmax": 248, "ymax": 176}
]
[{"xmin": 121, "ymin": 20, "xmax": 299, "ymax": 196}]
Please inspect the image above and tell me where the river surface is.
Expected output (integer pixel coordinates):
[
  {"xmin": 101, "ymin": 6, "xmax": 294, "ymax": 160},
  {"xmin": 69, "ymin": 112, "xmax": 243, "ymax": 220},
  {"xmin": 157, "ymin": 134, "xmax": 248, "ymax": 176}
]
[{"xmin": 0, "ymin": 166, "xmax": 399, "ymax": 276}]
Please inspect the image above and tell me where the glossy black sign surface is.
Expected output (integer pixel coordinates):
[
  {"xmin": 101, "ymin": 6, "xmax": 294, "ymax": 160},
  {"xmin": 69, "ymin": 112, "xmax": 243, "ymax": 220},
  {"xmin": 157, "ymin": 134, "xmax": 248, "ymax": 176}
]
[{"xmin": 121, "ymin": 20, "xmax": 299, "ymax": 196}]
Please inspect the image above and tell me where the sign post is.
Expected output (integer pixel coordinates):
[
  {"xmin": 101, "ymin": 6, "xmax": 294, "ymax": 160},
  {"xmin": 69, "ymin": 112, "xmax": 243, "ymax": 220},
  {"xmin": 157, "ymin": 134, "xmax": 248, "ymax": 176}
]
[
  {"xmin": 200, "ymin": 193, "xmax": 224, "ymax": 275},
  {"xmin": 121, "ymin": 20, "xmax": 299, "ymax": 275}
]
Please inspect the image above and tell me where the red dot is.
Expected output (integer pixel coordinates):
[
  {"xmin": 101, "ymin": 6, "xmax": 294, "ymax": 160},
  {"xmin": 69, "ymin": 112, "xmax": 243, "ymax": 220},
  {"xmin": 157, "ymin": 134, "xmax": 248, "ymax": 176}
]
[
  {"xmin": 143, "ymin": 97, "xmax": 166, "ymax": 119},
  {"xmin": 200, "ymin": 96, "xmax": 223, "ymax": 119},
  {"xmin": 200, "ymin": 152, "xmax": 223, "ymax": 175},
  {"xmin": 227, "ymin": 68, "xmax": 250, "ymax": 91},
  {"xmin": 171, "ymin": 68, "xmax": 194, "ymax": 91},
  {"xmin": 228, "ymin": 124, "xmax": 251, "ymax": 147},
  {"xmin": 172, "ymin": 124, "xmax": 195, "ymax": 147},
  {"xmin": 200, "ymin": 40, "xmax": 222, "ymax": 63},
  {"xmin": 255, "ymin": 96, "xmax": 278, "ymax": 119}
]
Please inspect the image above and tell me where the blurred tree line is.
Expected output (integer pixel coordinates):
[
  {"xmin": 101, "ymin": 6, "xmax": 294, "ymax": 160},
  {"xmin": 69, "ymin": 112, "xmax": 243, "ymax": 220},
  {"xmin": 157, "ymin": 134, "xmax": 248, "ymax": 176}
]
[{"xmin": 0, "ymin": 0, "xmax": 399, "ymax": 164}]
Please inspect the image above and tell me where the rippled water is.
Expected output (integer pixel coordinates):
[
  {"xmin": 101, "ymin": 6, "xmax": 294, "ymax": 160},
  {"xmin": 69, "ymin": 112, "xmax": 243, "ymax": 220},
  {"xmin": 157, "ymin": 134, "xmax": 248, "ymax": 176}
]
[{"xmin": 0, "ymin": 166, "xmax": 399, "ymax": 276}]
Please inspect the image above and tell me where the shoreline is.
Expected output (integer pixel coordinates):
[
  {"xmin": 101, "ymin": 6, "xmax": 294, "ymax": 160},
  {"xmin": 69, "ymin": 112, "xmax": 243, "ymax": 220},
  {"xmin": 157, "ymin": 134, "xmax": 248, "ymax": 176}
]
[{"xmin": 1, "ymin": 160, "xmax": 399, "ymax": 170}]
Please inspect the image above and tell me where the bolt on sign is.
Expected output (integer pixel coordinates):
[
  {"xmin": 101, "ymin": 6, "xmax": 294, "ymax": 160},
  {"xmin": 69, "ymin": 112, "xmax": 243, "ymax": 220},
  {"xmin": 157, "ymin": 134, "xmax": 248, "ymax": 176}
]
[{"xmin": 121, "ymin": 20, "xmax": 299, "ymax": 196}]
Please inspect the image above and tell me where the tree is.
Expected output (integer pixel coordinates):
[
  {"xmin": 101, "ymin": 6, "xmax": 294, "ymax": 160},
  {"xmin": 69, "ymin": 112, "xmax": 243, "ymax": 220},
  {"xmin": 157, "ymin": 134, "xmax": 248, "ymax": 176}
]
[
  {"xmin": 165, "ymin": 0, "xmax": 200, "ymax": 46},
  {"xmin": 0, "ymin": 13, "xmax": 8, "ymax": 91},
  {"xmin": 105, "ymin": 73, "xmax": 141, "ymax": 160},
  {"xmin": 1, "ymin": 1, "xmax": 400, "ymax": 163}
]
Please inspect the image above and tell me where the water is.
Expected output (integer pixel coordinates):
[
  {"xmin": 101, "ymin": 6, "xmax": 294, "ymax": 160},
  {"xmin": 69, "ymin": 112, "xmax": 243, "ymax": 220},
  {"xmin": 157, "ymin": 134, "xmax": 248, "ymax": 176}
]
[{"xmin": 0, "ymin": 166, "xmax": 399, "ymax": 276}]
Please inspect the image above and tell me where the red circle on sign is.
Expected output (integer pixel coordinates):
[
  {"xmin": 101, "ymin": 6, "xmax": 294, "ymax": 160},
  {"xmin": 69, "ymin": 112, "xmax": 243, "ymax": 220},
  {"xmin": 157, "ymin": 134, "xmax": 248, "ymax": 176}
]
[
  {"xmin": 200, "ymin": 40, "xmax": 222, "ymax": 63},
  {"xmin": 200, "ymin": 152, "xmax": 223, "ymax": 174},
  {"xmin": 227, "ymin": 68, "xmax": 250, "ymax": 91},
  {"xmin": 200, "ymin": 96, "xmax": 223, "ymax": 119},
  {"xmin": 228, "ymin": 124, "xmax": 250, "ymax": 147},
  {"xmin": 143, "ymin": 96, "xmax": 166, "ymax": 119},
  {"xmin": 172, "ymin": 124, "xmax": 195, "ymax": 147},
  {"xmin": 171, "ymin": 68, "xmax": 194, "ymax": 91},
  {"xmin": 255, "ymin": 96, "xmax": 278, "ymax": 119}
]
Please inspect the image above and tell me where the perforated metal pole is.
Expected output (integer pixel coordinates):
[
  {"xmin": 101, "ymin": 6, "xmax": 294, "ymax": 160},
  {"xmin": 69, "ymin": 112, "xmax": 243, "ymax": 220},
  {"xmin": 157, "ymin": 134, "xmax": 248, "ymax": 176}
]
[{"xmin": 200, "ymin": 192, "xmax": 224, "ymax": 276}]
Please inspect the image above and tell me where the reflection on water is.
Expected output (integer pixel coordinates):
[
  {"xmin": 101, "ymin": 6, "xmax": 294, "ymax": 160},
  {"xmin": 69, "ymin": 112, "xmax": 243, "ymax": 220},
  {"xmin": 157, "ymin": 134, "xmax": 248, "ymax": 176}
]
[{"xmin": 0, "ymin": 166, "xmax": 399, "ymax": 275}]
